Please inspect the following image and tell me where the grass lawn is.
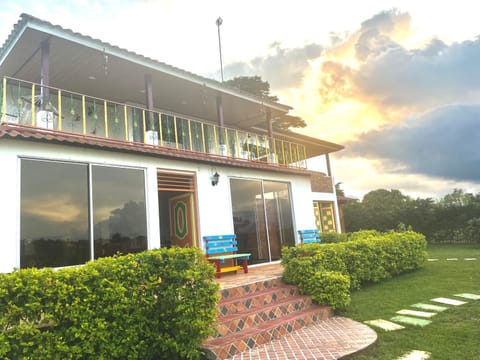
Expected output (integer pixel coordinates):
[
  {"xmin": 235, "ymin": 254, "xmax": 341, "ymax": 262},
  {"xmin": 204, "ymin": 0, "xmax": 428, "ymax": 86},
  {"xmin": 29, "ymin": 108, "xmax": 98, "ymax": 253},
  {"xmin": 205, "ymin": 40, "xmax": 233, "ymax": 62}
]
[{"xmin": 339, "ymin": 244, "xmax": 480, "ymax": 359}]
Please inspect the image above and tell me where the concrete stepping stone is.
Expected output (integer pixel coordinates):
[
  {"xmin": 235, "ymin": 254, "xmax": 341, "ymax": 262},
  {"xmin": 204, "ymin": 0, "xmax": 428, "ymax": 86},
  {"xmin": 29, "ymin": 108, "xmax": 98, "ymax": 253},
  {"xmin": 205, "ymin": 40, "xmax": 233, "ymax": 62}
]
[
  {"xmin": 397, "ymin": 349, "xmax": 431, "ymax": 359},
  {"xmin": 390, "ymin": 315, "xmax": 432, "ymax": 327},
  {"xmin": 427, "ymin": 258, "xmax": 439, "ymax": 262},
  {"xmin": 396, "ymin": 309, "xmax": 437, "ymax": 318},
  {"xmin": 411, "ymin": 303, "xmax": 447, "ymax": 312},
  {"xmin": 454, "ymin": 293, "xmax": 480, "ymax": 300},
  {"xmin": 446, "ymin": 258, "xmax": 458, "ymax": 261},
  {"xmin": 364, "ymin": 319, "xmax": 405, "ymax": 331},
  {"xmin": 431, "ymin": 297, "xmax": 467, "ymax": 306},
  {"xmin": 464, "ymin": 258, "xmax": 477, "ymax": 261}
]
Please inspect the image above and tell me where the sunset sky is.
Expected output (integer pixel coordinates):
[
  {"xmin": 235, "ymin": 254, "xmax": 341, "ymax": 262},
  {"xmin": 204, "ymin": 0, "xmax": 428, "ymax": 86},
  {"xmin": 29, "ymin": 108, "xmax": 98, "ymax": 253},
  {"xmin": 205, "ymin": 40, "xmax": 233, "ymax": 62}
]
[{"xmin": 1, "ymin": 0, "xmax": 479, "ymax": 199}]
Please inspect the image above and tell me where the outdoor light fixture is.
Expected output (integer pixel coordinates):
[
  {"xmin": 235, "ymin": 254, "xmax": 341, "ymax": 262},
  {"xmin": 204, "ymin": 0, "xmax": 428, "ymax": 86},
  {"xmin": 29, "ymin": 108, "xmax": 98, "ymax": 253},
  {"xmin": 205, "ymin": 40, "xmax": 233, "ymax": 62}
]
[{"xmin": 211, "ymin": 171, "xmax": 220, "ymax": 186}]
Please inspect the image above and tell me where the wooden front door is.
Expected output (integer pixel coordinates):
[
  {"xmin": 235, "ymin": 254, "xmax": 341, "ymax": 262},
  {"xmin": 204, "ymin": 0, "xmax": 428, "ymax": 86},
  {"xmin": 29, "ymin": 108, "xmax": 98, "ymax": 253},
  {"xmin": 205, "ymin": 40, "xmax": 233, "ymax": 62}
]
[{"xmin": 169, "ymin": 193, "xmax": 196, "ymax": 247}]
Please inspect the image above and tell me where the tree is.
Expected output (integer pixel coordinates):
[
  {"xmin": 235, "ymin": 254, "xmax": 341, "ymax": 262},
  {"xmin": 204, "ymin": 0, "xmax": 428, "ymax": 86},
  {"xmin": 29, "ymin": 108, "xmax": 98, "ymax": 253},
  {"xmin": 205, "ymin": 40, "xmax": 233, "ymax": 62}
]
[
  {"xmin": 342, "ymin": 187, "xmax": 480, "ymax": 244},
  {"xmin": 344, "ymin": 189, "xmax": 410, "ymax": 232},
  {"xmin": 224, "ymin": 76, "xmax": 278, "ymax": 102},
  {"xmin": 224, "ymin": 76, "xmax": 307, "ymax": 130}
]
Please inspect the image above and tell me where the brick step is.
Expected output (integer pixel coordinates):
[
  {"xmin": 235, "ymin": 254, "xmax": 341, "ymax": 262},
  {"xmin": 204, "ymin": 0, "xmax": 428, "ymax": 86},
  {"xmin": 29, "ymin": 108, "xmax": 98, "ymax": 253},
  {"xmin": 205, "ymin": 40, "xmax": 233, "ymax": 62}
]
[
  {"xmin": 219, "ymin": 277, "xmax": 284, "ymax": 300},
  {"xmin": 215, "ymin": 295, "xmax": 312, "ymax": 337},
  {"xmin": 218, "ymin": 285, "xmax": 300, "ymax": 316},
  {"xmin": 204, "ymin": 305, "xmax": 333, "ymax": 359}
]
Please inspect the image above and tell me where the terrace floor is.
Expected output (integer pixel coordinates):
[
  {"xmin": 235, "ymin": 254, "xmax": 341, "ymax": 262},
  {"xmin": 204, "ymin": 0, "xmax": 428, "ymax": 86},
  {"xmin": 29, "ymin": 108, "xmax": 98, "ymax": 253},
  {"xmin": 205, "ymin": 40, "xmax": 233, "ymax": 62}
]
[
  {"xmin": 216, "ymin": 262, "xmax": 284, "ymax": 289},
  {"xmin": 213, "ymin": 263, "xmax": 377, "ymax": 360}
]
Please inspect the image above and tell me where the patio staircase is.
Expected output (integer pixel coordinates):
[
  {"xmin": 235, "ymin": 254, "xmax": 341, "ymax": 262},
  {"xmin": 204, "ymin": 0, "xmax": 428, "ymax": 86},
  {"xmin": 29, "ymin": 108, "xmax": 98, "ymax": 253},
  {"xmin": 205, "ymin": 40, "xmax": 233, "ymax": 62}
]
[{"xmin": 202, "ymin": 276, "xmax": 333, "ymax": 359}]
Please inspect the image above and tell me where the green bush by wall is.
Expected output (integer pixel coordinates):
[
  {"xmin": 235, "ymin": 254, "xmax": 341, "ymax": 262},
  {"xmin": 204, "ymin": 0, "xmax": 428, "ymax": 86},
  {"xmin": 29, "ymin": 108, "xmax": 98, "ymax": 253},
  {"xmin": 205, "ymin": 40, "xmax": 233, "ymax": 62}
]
[
  {"xmin": 0, "ymin": 248, "xmax": 219, "ymax": 360},
  {"xmin": 282, "ymin": 231, "xmax": 427, "ymax": 309}
]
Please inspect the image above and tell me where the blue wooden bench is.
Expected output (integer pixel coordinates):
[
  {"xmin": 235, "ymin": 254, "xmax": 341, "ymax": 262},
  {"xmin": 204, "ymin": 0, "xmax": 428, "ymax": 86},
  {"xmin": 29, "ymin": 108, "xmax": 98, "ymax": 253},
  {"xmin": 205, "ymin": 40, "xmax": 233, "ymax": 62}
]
[
  {"xmin": 203, "ymin": 234, "xmax": 251, "ymax": 278},
  {"xmin": 298, "ymin": 229, "xmax": 321, "ymax": 244}
]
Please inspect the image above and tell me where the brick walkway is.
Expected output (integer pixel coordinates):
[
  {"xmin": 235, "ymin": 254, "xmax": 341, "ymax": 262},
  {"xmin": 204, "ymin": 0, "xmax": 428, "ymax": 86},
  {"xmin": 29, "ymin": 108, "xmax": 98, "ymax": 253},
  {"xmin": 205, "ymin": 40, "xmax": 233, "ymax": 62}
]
[
  {"xmin": 214, "ymin": 264, "xmax": 377, "ymax": 360},
  {"xmin": 226, "ymin": 317, "xmax": 376, "ymax": 360}
]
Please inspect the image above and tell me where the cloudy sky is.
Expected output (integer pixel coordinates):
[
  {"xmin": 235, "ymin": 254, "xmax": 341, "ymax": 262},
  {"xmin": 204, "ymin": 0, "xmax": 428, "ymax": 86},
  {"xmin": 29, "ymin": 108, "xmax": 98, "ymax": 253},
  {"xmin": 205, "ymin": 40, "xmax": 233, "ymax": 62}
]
[{"xmin": 1, "ymin": 0, "xmax": 479, "ymax": 199}]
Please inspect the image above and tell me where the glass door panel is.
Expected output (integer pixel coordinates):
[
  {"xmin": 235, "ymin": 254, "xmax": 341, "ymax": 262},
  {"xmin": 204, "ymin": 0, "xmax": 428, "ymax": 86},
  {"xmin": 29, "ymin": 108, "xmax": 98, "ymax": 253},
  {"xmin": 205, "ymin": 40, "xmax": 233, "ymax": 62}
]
[
  {"xmin": 263, "ymin": 181, "xmax": 295, "ymax": 260},
  {"xmin": 230, "ymin": 179, "xmax": 268, "ymax": 264}
]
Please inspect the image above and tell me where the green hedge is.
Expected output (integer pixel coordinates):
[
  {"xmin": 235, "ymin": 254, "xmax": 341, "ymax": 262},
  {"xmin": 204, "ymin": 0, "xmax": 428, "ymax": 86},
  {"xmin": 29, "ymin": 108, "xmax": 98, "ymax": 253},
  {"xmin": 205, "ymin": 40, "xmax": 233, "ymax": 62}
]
[
  {"xmin": 0, "ymin": 248, "xmax": 219, "ymax": 360},
  {"xmin": 319, "ymin": 230, "xmax": 380, "ymax": 243},
  {"xmin": 282, "ymin": 231, "xmax": 427, "ymax": 309}
]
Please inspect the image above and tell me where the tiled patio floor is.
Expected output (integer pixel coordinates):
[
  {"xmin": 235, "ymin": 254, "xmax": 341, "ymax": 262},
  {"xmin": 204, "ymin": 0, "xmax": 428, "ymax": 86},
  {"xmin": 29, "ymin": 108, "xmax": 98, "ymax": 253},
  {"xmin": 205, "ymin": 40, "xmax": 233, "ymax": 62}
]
[
  {"xmin": 214, "ymin": 263, "xmax": 377, "ymax": 359},
  {"xmin": 216, "ymin": 263, "xmax": 284, "ymax": 289}
]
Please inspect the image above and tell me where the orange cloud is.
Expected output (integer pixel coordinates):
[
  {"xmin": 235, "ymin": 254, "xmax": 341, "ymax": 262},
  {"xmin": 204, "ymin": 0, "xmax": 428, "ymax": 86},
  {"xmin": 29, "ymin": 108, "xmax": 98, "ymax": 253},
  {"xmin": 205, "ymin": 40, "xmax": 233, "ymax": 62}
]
[{"xmin": 23, "ymin": 194, "xmax": 84, "ymax": 223}]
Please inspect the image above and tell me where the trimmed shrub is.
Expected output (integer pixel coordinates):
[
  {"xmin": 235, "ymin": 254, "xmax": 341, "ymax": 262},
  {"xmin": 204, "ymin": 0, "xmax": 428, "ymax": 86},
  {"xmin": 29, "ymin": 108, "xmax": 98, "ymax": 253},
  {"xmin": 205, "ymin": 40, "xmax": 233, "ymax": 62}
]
[
  {"xmin": 318, "ymin": 232, "xmax": 347, "ymax": 243},
  {"xmin": 282, "ymin": 230, "xmax": 427, "ymax": 308},
  {"xmin": 0, "ymin": 247, "xmax": 219, "ymax": 360}
]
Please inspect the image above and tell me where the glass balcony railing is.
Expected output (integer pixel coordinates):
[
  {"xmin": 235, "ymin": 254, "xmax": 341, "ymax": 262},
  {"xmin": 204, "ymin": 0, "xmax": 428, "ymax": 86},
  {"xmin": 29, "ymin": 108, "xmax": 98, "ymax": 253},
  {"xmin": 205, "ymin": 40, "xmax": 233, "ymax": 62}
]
[{"xmin": 0, "ymin": 77, "xmax": 307, "ymax": 168}]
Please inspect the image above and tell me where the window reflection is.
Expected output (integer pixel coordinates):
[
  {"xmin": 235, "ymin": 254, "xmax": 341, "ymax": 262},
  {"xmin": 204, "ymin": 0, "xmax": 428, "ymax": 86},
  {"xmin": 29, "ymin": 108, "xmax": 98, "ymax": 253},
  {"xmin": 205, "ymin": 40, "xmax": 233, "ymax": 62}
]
[
  {"xmin": 92, "ymin": 166, "xmax": 148, "ymax": 259},
  {"xmin": 20, "ymin": 160, "xmax": 89, "ymax": 268},
  {"xmin": 20, "ymin": 159, "xmax": 148, "ymax": 268}
]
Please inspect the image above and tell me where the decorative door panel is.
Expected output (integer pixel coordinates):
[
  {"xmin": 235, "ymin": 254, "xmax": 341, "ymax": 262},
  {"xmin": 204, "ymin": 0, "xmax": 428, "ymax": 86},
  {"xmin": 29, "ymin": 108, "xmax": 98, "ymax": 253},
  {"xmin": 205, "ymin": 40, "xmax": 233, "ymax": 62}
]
[{"xmin": 169, "ymin": 193, "xmax": 196, "ymax": 247}]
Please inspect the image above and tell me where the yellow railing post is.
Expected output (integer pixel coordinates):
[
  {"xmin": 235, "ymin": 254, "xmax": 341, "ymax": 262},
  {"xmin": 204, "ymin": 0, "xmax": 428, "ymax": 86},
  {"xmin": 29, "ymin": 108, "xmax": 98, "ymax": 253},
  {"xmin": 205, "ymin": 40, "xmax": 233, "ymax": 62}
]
[
  {"xmin": 31, "ymin": 83, "xmax": 36, "ymax": 126},
  {"xmin": 272, "ymin": 138, "xmax": 277, "ymax": 164},
  {"xmin": 174, "ymin": 116, "xmax": 179, "ymax": 149},
  {"xmin": 255, "ymin": 134, "xmax": 260, "ymax": 160},
  {"xmin": 213, "ymin": 126, "xmax": 218, "ymax": 154},
  {"xmin": 104, "ymin": 100, "xmax": 109, "ymax": 138},
  {"xmin": 82, "ymin": 95, "xmax": 86, "ymax": 134},
  {"xmin": 246, "ymin": 133, "xmax": 251, "ymax": 160},
  {"xmin": 158, "ymin": 114, "xmax": 164, "ymax": 146},
  {"xmin": 188, "ymin": 119, "xmax": 192, "ymax": 151},
  {"xmin": 142, "ymin": 110, "xmax": 147, "ymax": 143},
  {"xmin": 264, "ymin": 135, "xmax": 270, "ymax": 158},
  {"xmin": 303, "ymin": 145, "xmax": 307, "ymax": 168},
  {"xmin": 123, "ymin": 105, "xmax": 128, "ymax": 141},
  {"xmin": 281, "ymin": 141, "xmax": 286, "ymax": 165},
  {"xmin": 58, "ymin": 90, "xmax": 62, "ymax": 130},
  {"xmin": 236, "ymin": 130, "xmax": 240, "ymax": 158},
  {"xmin": 224, "ymin": 128, "xmax": 229, "ymax": 156},
  {"xmin": 201, "ymin": 123, "xmax": 206, "ymax": 153},
  {"xmin": 1, "ymin": 78, "xmax": 7, "ymax": 122},
  {"xmin": 295, "ymin": 144, "xmax": 300, "ymax": 167},
  {"xmin": 288, "ymin": 142, "xmax": 293, "ymax": 165}
]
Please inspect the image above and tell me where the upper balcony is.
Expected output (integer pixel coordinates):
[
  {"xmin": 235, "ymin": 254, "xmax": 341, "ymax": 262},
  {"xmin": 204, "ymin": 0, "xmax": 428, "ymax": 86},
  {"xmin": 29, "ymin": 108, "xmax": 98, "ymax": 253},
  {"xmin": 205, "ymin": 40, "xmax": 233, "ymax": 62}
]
[
  {"xmin": 0, "ymin": 15, "xmax": 343, "ymax": 174},
  {"xmin": 1, "ymin": 77, "xmax": 309, "ymax": 169}
]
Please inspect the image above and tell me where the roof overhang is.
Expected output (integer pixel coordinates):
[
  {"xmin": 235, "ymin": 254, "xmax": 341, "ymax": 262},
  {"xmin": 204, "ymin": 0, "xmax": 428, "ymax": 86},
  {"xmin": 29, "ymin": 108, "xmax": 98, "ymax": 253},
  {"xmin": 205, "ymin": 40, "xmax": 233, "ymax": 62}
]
[
  {"xmin": 0, "ymin": 123, "xmax": 313, "ymax": 175},
  {"xmin": 0, "ymin": 14, "xmax": 290, "ymax": 128}
]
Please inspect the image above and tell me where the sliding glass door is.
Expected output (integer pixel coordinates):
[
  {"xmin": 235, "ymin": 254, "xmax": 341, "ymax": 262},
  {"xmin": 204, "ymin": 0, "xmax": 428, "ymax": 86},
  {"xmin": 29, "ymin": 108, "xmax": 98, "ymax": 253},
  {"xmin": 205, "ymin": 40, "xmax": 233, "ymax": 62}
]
[{"xmin": 230, "ymin": 179, "xmax": 294, "ymax": 264}]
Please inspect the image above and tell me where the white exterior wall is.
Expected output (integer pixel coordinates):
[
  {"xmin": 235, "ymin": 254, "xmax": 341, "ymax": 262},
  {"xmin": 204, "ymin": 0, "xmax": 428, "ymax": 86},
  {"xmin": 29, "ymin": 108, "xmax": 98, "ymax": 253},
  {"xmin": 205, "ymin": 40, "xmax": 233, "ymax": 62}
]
[{"xmin": 0, "ymin": 139, "xmax": 316, "ymax": 272}]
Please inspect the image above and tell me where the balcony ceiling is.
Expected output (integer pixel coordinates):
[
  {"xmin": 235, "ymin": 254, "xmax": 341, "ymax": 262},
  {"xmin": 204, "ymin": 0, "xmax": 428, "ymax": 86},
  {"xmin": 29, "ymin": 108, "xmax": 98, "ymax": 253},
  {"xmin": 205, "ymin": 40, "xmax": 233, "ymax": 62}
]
[{"xmin": 0, "ymin": 21, "xmax": 288, "ymax": 129}]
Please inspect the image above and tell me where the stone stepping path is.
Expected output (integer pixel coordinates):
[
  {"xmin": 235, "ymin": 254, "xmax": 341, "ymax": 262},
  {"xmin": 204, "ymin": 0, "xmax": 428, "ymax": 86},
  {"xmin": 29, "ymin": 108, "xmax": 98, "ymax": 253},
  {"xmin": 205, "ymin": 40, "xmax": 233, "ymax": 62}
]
[
  {"xmin": 427, "ymin": 258, "xmax": 477, "ymax": 261},
  {"xmin": 396, "ymin": 309, "xmax": 436, "ymax": 318},
  {"xmin": 364, "ymin": 319, "xmax": 405, "ymax": 331},
  {"xmin": 455, "ymin": 293, "xmax": 480, "ymax": 300},
  {"xmin": 411, "ymin": 303, "xmax": 447, "ymax": 312},
  {"xmin": 364, "ymin": 292, "xmax": 480, "ymax": 333},
  {"xmin": 431, "ymin": 297, "xmax": 467, "ymax": 306},
  {"xmin": 390, "ymin": 315, "xmax": 432, "ymax": 327},
  {"xmin": 397, "ymin": 349, "xmax": 431, "ymax": 359}
]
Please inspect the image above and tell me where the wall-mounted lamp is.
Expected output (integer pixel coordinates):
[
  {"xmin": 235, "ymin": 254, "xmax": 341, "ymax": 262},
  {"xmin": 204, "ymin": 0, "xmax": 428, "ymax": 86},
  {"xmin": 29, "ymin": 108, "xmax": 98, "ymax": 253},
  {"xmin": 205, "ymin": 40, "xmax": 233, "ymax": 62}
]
[{"xmin": 211, "ymin": 171, "xmax": 220, "ymax": 186}]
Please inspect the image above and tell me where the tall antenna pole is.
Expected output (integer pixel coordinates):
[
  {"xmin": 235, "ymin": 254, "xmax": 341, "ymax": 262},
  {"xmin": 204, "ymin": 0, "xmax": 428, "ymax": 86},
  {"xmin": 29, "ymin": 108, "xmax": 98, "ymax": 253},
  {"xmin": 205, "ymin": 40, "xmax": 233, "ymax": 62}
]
[{"xmin": 216, "ymin": 17, "xmax": 224, "ymax": 82}]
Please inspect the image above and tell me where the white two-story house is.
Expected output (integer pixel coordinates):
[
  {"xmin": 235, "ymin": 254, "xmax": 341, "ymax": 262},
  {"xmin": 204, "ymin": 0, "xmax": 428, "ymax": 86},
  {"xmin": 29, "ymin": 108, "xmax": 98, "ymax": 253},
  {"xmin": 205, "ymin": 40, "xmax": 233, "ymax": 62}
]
[{"xmin": 0, "ymin": 14, "xmax": 343, "ymax": 272}]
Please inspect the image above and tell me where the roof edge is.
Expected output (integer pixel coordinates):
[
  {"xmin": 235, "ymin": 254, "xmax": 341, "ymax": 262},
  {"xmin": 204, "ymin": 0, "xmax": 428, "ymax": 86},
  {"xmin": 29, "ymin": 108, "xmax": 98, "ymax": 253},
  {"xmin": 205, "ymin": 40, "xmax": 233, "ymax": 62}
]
[{"xmin": 6, "ymin": 13, "xmax": 291, "ymax": 113}]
